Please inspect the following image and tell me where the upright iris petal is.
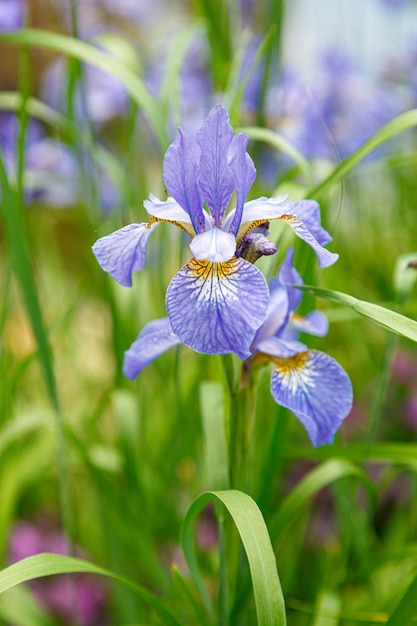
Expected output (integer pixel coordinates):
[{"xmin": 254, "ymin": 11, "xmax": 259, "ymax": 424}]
[{"xmin": 195, "ymin": 105, "xmax": 235, "ymax": 226}]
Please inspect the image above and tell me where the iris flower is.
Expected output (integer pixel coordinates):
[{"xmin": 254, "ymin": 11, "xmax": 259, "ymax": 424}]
[
  {"xmin": 122, "ymin": 248, "xmax": 352, "ymax": 447},
  {"xmin": 93, "ymin": 105, "xmax": 337, "ymax": 359}
]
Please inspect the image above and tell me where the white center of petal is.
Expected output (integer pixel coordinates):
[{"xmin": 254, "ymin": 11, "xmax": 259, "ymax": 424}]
[{"xmin": 190, "ymin": 227, "xmax": 236, "ymax": 263}]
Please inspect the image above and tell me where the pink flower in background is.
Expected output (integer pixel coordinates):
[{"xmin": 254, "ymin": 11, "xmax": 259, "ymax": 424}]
[{"xmin": 8, "ymin": 522, "xmax": 107, "ymax": 626}]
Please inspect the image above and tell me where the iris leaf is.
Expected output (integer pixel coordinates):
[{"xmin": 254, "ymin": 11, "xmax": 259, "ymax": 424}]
[
  {"xmin": 297, "ymin": 284, "xmax": 417, "ymax": 343},
  {"xmin": 0, "ymin": 554, "xmax": 181, "ymax": 626},
  {"xmin": 0, "ymin": 29, "xmax": 169, "ymax": 150},
  {"xmin": 181, "ymin": 489, "xmax": 286, "ymax": 626}
]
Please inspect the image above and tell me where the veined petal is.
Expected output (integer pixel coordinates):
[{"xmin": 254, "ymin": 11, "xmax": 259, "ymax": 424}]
[
  {"xmin": 190, "ymin": 227, "xmax": 236, "ymax": 263},
  {"xmin": 195, "ymin": 105, "xmax": 235, "ymax": 226},
  {"xmin": 163, "ymin": 128, "xmax": 205, "ymax": 233},
  {"xmin": 92, "ymin": 222, "xmax": 157, "ymax": 287},
  {"xmin": 236, "ymin": 196, "xmax": 338, "ymax": 268},
  {"xmin": 143, "ymin": 194, "xmax": 196, "ymax": 237},
  {"xmin": 123, "ymin": 317, "xmax": 180, "ymax": 380},
  {"xmin": 166, "ymin": 257, "xmax": 269, "ymax": 359},
  {"xmin": 270, "ymin": 350, "xmax": 353, "ymax": 446},
  {"xmin": 287, "ymin": 200, "xmax": 332, "ymax": 246},
  {"xmin": 228, "ymin": 133, "xmax": 256, "ymax": 235}
]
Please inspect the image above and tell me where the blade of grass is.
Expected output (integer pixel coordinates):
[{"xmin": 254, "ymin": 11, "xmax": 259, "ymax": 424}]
[
  {"xmin": 0, "ymin": 29, "xmax": 169, "ymax": 151},
  {"xmin": 296, "ymin": 284, "xmax": 417, "ymax": 343},
  {"xmin": 306, "ymin": 108, "xmax": 417, "ymax": 199},
  {"xmin": 0, "ymin": 554, "xmax": 182, "ymax": 626},
  {"xmin": 181, "ymin": 489, "xmax": 286, "ymax": 626}
]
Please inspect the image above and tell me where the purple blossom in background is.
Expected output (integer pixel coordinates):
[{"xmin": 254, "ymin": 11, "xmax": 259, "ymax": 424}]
[
  {"xmin": 268, "ymin": 49, "xmax": 402, "ymax": 163},
  {"xmin": 0, "ymin": 0, "xmax": 26, "ymax": 31},
  {"xmin": 119, "ymin": 248, "xmax": 352, "ymax": 447},
  {"xmin": 8, "ymin": 521, "xmax": 107, "ymax": 626},
  {"xmin": 93, "ymin": 105, "xmax": 338, "ymax": 359},
  {"xmin": 41, "ymin": 54, "xmax": 128, "ymax": 125}
]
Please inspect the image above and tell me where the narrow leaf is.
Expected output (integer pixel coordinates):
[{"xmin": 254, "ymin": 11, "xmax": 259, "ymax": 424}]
[
  {"xmin": 0, "ymin": 29, "xmax": 169, "ymax": 150},
  {"xmin": 181, "ymin": 490, "xmax": 286, "ymax": 626},
  {"xmin": 271, "ymin": 458, "xmax": 376, "ymax": 541},
  {"xmin": 297, "ymin": 284, "xmax": 417, "ymax": 343},
  {"xmin": 200, "ymin": 382, "xmax": 229, "ymax": 490},
  {"xmin": 0, "ymin": 554, "xmax": 181, "ymax": 626},
  {"xmin": 307, "ymin": 109, "xmax": 417, "ymax": 199}
]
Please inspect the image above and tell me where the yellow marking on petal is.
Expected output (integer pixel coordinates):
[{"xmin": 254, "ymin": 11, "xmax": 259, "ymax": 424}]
[
  {"xmin": 147, "ymin": 216, "xmax": 195, "ymax": 237},
  {"xmin": 186, "ymin": 257, "xmax": 239, "ymax": 280},
  {"xmin": 272, "ymin": 352, "xmax": 310, "ymax": 376},
  {"xmin": 236, "ymin": 214, "xmax": 297, "ymax": 245}
]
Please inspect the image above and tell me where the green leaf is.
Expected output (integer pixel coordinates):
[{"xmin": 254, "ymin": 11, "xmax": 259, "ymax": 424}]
[
  {"xmin": 238, "ymin": 126, "xmax": 313, "ymax": 185},
  {"xmin": 271, "ymin": 458, "xmax": 376, "ymax": 542},
  {"xmin": 181, "ymin": 490, "xmax": 286, "ymax": 626},
  {"xmin": 297, "ymin": 284, "xmax": 417, "ymax": 343},
  {"xmin": 0, "ymin": 554, "xmax": 181, "ymax": 626},
  {"xmin": 200, "ymin": 382, "xmax": 229, "ymax": 490},
  {"xmin": 386, "ymin": 571, "xmax": 417, "ymax": 626},
  {"xmin": 0, "ymin": 147, "xmax": 58, "ymax": 410},
  {"xmin": 0, "ymin": 29, "xmax": 169, "ymax": 150},
  {"xmin": 306, "ymin": 108, "xmax": 417, "ymax": 199}
]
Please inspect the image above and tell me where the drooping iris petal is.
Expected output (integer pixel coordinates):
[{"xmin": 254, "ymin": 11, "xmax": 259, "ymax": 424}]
[
  {"xmin": 143, "ymin": 194, "xmax": 196, "ymax": 236},
  {"xmin": 270, "ymin": 350, "xmax": 353, "ymax": 446},
  {"xmin": 195, "ymin": 105, "xmax": 235, "ymax": 226},
  {"xmin": 277, "ymin": 248, "xmax": 303, "ymax": 315},
  {"xmin": 237, "ymin": 197, "xmax": 338, "ymax": 267},
  {"xmin": 190, "ymin": 227, "xmax": 237, "ymax": 263},
  {"xmin": 92, "ymin": 222, "xmax": 157, "ymax": 287},
  {"xmin": 123, "ymin": 317, "xmax": 180, "ymax": 380},
  {"xmin": 163, "ymin": 129, "xmax": 205, "ymax": 234},
  {"xmin": 166, "ymin": 257, "xmax": 269, "ymax": 359},
  {"xmin": 228, "ymin": 133, "xmax": 256, "ymax": 235},
  {"xmin": 286, "ymin": 199, "xmax": 333, "ymax": 246}
]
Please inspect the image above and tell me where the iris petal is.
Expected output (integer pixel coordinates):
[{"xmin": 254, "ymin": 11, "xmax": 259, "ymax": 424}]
[
  {"xmin": 143, "ymin": 194, "xmax": 196, "ymax": 236},
  {"xmin": 190, "ymin": 227, "xmax": 236, "ymax": 263},
  {"xmin": 228, "ymin": 133, "xmax": 256, "ymax": 235},
  {"xmin": 195, "ymin": 105, "xmax": 235, "ymax": 226},
  {"xmin": 237, "ymin": 197, "xmax": 338, "ymax": 267},
  {"xmin": 123, "ymin": 317, "xmax": 180, "ymax": 380},
  {"xmin": 92, "ymin": 222, "xmax": 157, "ymax": 287},
  {"xmin": 270, "ymin": 350, "xmax": 353, "ymax": 446},
  {"xmin": 166, "ymin": 257, "xmax": 269, "ymax": 358},
  {"xmin": 163, "ymin": 129, "xmax": 205, "ymax": 233}
]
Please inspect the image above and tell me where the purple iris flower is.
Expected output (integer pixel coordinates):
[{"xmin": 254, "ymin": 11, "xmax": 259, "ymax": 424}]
[
  {"xmin": 0, "ymin": 0, "xmax": 26, "ymax": 31},
  {"xmin": 249, "ymin": 247, "xmax": 353, "ymax": 446},
  {"xmin": 121, "ymin": 248, "xmax": 352, "ymax": 447},
  {"xmin": 93, "ymin": 105, "xmax": 337, "ymax": 359}
]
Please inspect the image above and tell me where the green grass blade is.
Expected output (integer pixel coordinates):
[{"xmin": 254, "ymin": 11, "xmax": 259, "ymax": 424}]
[
  {"xmin": 297, "ymin": 284, "xmax": 417, "ymax": 342},
  {"xmin": 0, "ymin": 554, "xmax": 182, "ymax": 626},
  {"xmin": 271, "ymin": 458, "xmax": 376, "ymax": 542},
  {"xmin": 0, "ymin": 29, "xmax": 169, "ymax": 150},
  {"xmin": 0, "ymin": 148, "xmax": 58, "ymax": 409},
  {"xmin": 200, "ymin": 382, "xmax": 229, "ymax": 490},
  {"xmin": 386, "ymin": 571, "xmax": 417, "ymax": 626},
  {"xmin": 306, "ymin": 108, "xmax": 417, "ymax": 199},
  {"xmin": 238, "ymin": 126, "xmax": 313, "ymax": 185},
  {"xmin": 181, "ymin": 490, "xmax": 286, "ymax": 626}
]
